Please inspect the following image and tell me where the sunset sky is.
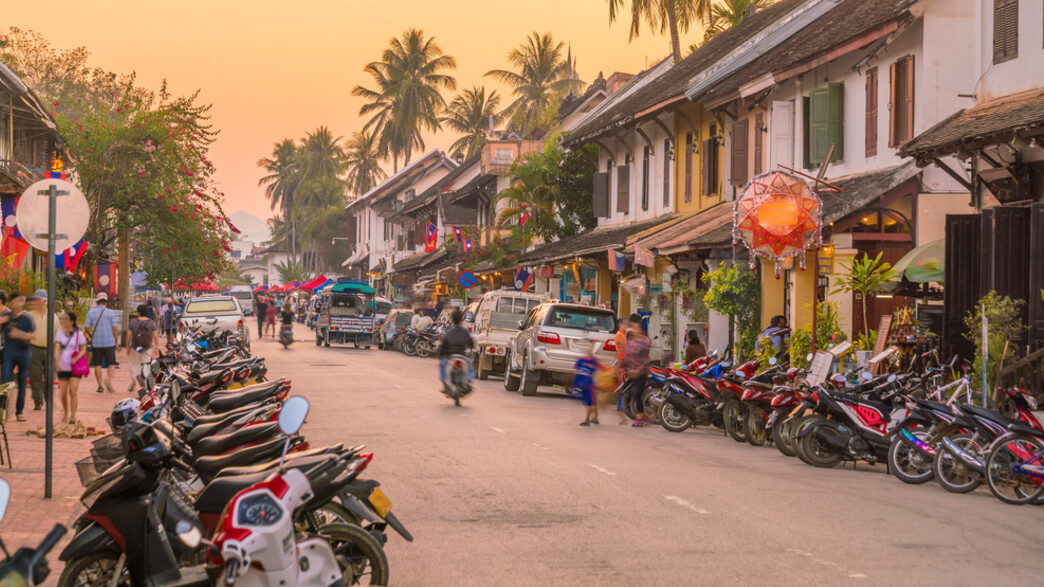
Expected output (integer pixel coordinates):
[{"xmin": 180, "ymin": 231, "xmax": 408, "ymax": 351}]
[{"xmin": 6, "ymin": 0, "xmax": 701, "ymax": 229}]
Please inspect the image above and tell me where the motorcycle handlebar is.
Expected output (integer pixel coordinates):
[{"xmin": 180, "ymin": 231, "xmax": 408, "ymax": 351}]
[
  {"xmin": 30, "ymin": 524, "xmax": 67, "ymax": 567},
  {"xmin": 224, "ymin": 559, "xmax": 239, "ymax": 585}
]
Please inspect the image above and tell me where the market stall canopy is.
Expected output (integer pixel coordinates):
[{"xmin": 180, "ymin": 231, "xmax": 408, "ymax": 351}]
[
  {"xmin": 892, "ymin": 239, "xmax": 944, "ymax": 282},
  {"xmin": 298, "ymin": 275, "xmax": 328, "ymax": 291}
]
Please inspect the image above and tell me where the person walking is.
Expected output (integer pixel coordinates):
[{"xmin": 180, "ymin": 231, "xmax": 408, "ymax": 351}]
[
  {"xmin": 162, "ymin": 300, "xmax": 177, "ymax": 344},
  {"xmin": 55, "ymin": 311, "xmax": 87, "ymax": 424},
  {"xmin": 85, "ymin": 292, "xmax": 120, "ymax": 394},
  {"xmin": 255, "ymin": 295, "xmax": 268, "ymax": 339},
  {"xmin": 622, "ymin": 314, "xmax": 652, "ymax": 427},
  {"xmin": 264, "ymin": 300, "xmax": 278, "ymax": 338},
  {"xmin": 144, "ymin": 299, "xmax": 156, "ymax": 322},
  {"xmin": 2, "ymin": 293, "xmax": 35, "ymax": 421},
  {"xmin": 573, "ymin": 341, "xmax": 601, "ymax": 426},
  {"xmin": 613, "ymin": 315, "xmax": 631, "ymax": 424},
  {"xmin": 27, "ymin": 290, "xmax": 54, "ymax": 411},
  {"xmin": 126, "ymin": 304, "xmax": 158, "ymax": 393}
]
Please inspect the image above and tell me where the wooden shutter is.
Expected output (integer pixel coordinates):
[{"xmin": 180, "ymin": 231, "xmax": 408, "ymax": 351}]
[
  {"xmin": 826, "ymin": 82, "xmax": 844, "ymax": 162},
  {"xmin": 993, "ymin": 0, "xmax": 1019, "ymax": 64},
  {"xmin": 770, "ymin": 101, "xmax": 794, "ymax": 169},
  {"xmin": 616, "ymin": 164, "xmax": 630, "ymax": 214},
  {"xmin": 865, "ymin": 68, "xmax": 878, "ymax": 156},
  {"xmin": 641, "ymin": 146, "xmax": 650, "ymax": 211},
  {"xmin": 592, "ymin": 172, "xmax": 609, "ymax": 217},
  {"xmin": 663, "ymin": 139, "xmax": 671, "ymax": 208},
  {"xmin": 684, "ymin": 133, "xmax": 693, "ymax": 203},
  {"xmin": 701, "ymin": 139, "xmax": 713, "ymax": 196},
  {"xmin": 754, "ymin": 113, "xmax": 763, "ymax": 175},
  {"xmin": 809, "ymin": 88, "xmax": 829, "ymax": 164},
  {"xmin": 730, "ymin": 119, "xmax": 749, "ymax": 186},
  {"xmin": 346, "ymin": 215, "xmax": 358, "ymax": 245},
  {"xmin": 903, "ymin": 57, "xmax": 915, "ymax": 144}
]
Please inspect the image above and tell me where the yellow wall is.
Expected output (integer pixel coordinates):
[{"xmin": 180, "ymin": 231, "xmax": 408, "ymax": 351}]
[
  {"xmin": 673, "ymin": 102, "xmax": 724, "ymax": 214},
  {"xmin": 760, "ymin": 259, "xmax": 785, "ymax": 329}
]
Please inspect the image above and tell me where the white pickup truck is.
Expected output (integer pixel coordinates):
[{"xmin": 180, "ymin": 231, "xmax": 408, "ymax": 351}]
[
  {"xmin": 178, "ymin": 295, "xmax": 251, "ymax": 349},
  {"xmin": 469, "ymin": 290, "xmax": 549, "ymax": 380}
]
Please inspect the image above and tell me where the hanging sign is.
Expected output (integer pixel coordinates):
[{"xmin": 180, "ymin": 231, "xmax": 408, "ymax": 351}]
[{"xmin": 734, "ymin": 170, "xmax": 823, "ymax": 276}]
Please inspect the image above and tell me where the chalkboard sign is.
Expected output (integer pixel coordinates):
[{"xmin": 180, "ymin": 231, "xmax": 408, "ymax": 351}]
[{"xmin": 872, "ymin": 314, "xmax": 892, "ymax": 358}]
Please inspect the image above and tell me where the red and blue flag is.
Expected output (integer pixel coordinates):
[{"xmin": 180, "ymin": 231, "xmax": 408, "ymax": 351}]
[
  {"xmin": 513, "ymin": 267, "xmax": 533, "ymax": 291},
  {"xmin": 1, "ymin": 196, "xmax": 22, "ymax": 240},
  {"xmin": 463, "ymin": 238, "xmax": 473, "ymax": 253},
  {"xmin": 55, "ymin": 239, "xmax": 88, "ymax": 272},
  {"xmin": 424, "ymin": 222, "xmax": 438, "ymax": 253},
  {"xmin": 452, "ymin": 226, "xmax": 463, "ymax": 243},
  {"xmin": 519, "ymin": 204, "xmax": 529, "ymax": 227}
]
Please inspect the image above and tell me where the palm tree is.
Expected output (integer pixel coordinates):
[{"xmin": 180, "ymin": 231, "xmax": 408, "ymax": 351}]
[
  {"xmin": 703, "ymin": 0, "xmax": 772, "ymax": 42},
  {"xmin": 439, "ymin": 87, "xmax": 503, "ymax": 160},
  {"xmin": 344, "ymin": 131, "xmax": 386, "ymax": 198},
  {"xmin": 352, "ymin": 29, "xmax": 457, "ymax": 170},
  {"xmin": 297, "ymin": 127, "xmax": 345, "ymax": 187},
  {"xmin": 257, "ymin": 139, "xmax": 300, "ymax": 260},
  {"xmin": 485, "ymin": 32, "xmax": 580, "ymax": 138},
  {"xmin": 606, "ymin": 0, "xmax": 713, "ymax": 62}
]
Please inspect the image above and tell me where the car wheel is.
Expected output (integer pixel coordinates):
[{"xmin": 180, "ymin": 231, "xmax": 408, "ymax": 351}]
[
  {"xmin": 521, "ymin": 355, "xmax": 539, "ymax": 396},
  {"xmin": 503, "ymin": 352, "xmax": 521, "ymax": 392},
  {"xmin": 476, "ymin": 354, "xmax": 490, "ymax": 380},
  {"xmin": 323, "ymin": 331, "xmax": 331, "ymax": 347}
]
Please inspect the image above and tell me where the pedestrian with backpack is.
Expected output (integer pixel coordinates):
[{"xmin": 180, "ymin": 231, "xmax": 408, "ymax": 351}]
[
  {"xmin": 85, "ymin": 293, "xmax": 120, "ymax": 394},
  {"xmin": 126, "ymin": 304, "xmax": 158, "ymax": 393}
]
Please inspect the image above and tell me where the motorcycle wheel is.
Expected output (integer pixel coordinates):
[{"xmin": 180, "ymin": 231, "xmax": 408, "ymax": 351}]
[
  {"xmin": 722, "ymin": 400, "xmax": 747, "ymax": 443},
  {"xmin": 791, "ymin": 415, "xmax": 822, "ymax": 465},
  {"xmin": 799, "ymin": 424, "xmax": 843, "ymax": 468},
  {"xmin": 658, "ymin": 401, "xmax": 692, "ymax": 433},
  {"xmin": 402, "ymin": 339, "xmax": 417, "ymax": 357},
  {"xmin": 984, "ymin": 435, "xmax": 1044, "ymax": 505},
  {"xmin": 888, "ymin": 431, "xmax": 935, "ymax": 484},
  {"xmin": 57, "ymin": 552, "xmax": 132, "ymax": 587},
  {"xmin": 932, "ymin": 432, "xmax": 983, "ymax": 494},
  {"xmin": 415, "ymin": 340, "xmax": 432, "ymax": 358},
  {"xmin": 321, "ymin": 523, "xmax": 390, "ymax": 586},
  {"xmin": 643, "ymin": 385, "xmax": 662, "ymax": 422},
  {"xmin": 745, "ymin": 406, "xmax": 769, "ymax": 446},
  {"xmin": 774, "ymin": 416, "xmax": 797, "ymax": 457}
]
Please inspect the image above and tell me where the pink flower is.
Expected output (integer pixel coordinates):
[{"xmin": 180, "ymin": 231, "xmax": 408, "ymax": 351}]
[
  {"xmin": 77, "ymin": 125, "xmax": 83, "ymax": 131},
  {"xmin": 157, "ymin": 194, "xmax": 166, "ymax": 199},
  {"xmin": 171, "ymin": 206, "xmax": 177, "ymax": 212}
]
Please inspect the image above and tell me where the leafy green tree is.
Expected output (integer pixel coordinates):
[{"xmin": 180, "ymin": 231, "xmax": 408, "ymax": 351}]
[
  {"xmin": 353, "ymin": 29, "xmax": 457, "ymax": 170},
  {"xmin": 439, "ymin": 86, "xmax": 503, "ymax": 159},
  {"xmin": 702, "ymin": 263, "xmax": 759, "ymax": 360},
  {"xmin": 495, "ymin": 134, "xmax": 596, "ymax": 243},
  {"xmin": 832, "ymin": 252, "xmax": 898, "ymax": 341},
  {"xmin": 344, "ymin": 131, "xmax": 387, "ymax": 197},
  {"xmin": 606, "ymin": 1, "xmax": 712, "ymax": 62},
  {"xmin": 701, "ymin": 0, "xmax": 778, "ymax": 44},
  {"xmin": 275, "ymin": 259, "xmax": 309, "ymax": 284},
  {"xmin": 964, "ymin": 291, "xmax": 1026, "ymax": 391},
  {"xmin": 485, "ymin": 32, "xmax": 580, "ymax": 138}
]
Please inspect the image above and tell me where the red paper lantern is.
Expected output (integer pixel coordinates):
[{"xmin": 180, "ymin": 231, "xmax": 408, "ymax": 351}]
[{"xmin": 734, "ymin": 171, "xmax": 822, "ymax": 276}]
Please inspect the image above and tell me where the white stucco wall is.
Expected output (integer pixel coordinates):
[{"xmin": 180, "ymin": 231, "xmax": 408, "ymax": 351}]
[
  {"xmin": 597, "ymin": 114, "xmax": 676, "ymax": 228},
  {"xmin": 974, "ymin": 0, "xmax": 1044, "ymax": 100}
]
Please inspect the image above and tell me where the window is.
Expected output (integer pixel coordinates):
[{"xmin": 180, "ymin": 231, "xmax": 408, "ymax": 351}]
[
  {"xmin": 889, "ymin": 57, "xmax": 914, "ymax": 146},
  {"xmin": 730, "ymin": 119, "xmax": 749, "ymax": 186},
  {"xmin": 684, "ymin": 133, "xmax": 694, "ymax": 203},
  {"xmin": 702, "ymin": 124, "xmax": 719, "ymax": 196},
  {"xmin": 663, "ymin": 138, "xmax": 671, "ymax": 207},
  {"xmin": 641, "ymin": 146, "xmax": 650, "ymax": 211},
  {"xmin": 544, "ymin": 307, "xmax": 616, "ymax": 332},
  {"xmin": 865, "ymin": 68, "xmax": 879, "ymax": 156},
  {"xmin": 617, "ymin": 154, "xmax": 630, "ymax": 214},
  {"xmin": 404, "ymin": 189, "xmax": 415, "ymax": 202},
  {"xmin": 183, "ymin": 299, "xmax": 238, "ymax": 314},
  {"xmin": 807, "ymin": 82, "xmax": 844, "ymax": 166},
  {"xmin": 993, "ymin": 0, "xmax": 1018, "ymax": 64},
  {"xmin": 754, "ymin": 113, "xmax": 764, "ymax": 175}
]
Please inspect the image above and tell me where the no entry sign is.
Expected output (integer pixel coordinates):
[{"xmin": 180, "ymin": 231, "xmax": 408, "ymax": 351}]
[{"xmin": 458, "ymin": 271, "xmax": 478, "ymax": 289}]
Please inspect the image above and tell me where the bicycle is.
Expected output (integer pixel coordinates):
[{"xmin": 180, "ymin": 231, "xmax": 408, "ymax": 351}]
[{"xmin": 984, "ymin": 424, "xmax": 1044, "ymax": 505}]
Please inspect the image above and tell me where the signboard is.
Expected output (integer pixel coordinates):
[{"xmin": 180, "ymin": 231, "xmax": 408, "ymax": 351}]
[
  {"xmin": 871, "ymin": 314, "xmax": 893, "ymax": 359},
  {"xmin": 18, "ymin": 179, "xmax": 89, "ymax": 252},
  {"xmin": 458, "ymin": 271, "xmax": 478, "ymax": 289},
  {"xmin": 818, "ymin": 244, "xmax": 835, "ymax": 274},
  {"xmin": 806, "ymin": 351, "xmax": 834, "ymax": 386}
]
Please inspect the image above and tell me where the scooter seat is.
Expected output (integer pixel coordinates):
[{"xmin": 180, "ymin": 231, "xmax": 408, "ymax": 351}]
[
  {"xmin": 193, "ymin": 422, "xmax": 280, "ymax": 458},
  {"xmin": 206, "ymin": 358, "xmax": 262, "ymax": 372},
  {"xmin": 193, "ymin": 369, "xmax": 231, "ymax": 385},
  {"xmin": 214, "ymin": 444, "xmax": 347, "ymax": 477},
  {"xmin": 207, "ymin": 380, "xmax": 286, "ymax": 413},
  {"xmin": 195, "ymin": 455, "xmax": 334, "ymax": 514},
  {"xmin": 193, "ymin": 435, "xmax": 293, "ymax": 482},
  {"xmin": 186, "ymin": 402, "xmax": 278, "ymax": 445}
]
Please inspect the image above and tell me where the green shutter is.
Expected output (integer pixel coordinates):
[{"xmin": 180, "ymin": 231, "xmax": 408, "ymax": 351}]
[
  {"xmin": 809, "ymin": 88, "xmax": 829, "ymax": 165},
  {"xmin": 827, "ymin": 82, "xmax": 844, "ymax": 162}
]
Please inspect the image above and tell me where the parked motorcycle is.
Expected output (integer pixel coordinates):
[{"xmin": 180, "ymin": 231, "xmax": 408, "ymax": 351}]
[{"xmin": 0, "ymin": 480, "xmax": 67, "ymax": 587}]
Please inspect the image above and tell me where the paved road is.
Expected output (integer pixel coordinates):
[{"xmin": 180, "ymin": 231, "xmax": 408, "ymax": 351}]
[{"xmin": 263, "ymin": 325, "xmax": 1044, "ymax": 586}]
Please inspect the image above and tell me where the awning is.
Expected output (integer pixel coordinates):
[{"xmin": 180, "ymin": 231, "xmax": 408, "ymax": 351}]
[
  {"xmin": 892, "ymin": 239, "xmax": 944, "ymax": 283},
  {"xmin": 297, "ymin": 274, "xmax": 328, "ymax": 291},
  {"xmin": 899, "ymin": 88, "xmax": 1044, "ymax": 164},
  {"xmin": 517, "ymin": 215, "xmax": 673, "ymax": 265},
  {"xmin": 342, "ymin": 246, "xmax": 368, "ymax": 267},
  {"xmin": 388, "ymin": 249, "xmax": 446, "ymax": 274},
  {"xmin": 629, "ymin": 203, "xmax": 733, "ymax": 255}
]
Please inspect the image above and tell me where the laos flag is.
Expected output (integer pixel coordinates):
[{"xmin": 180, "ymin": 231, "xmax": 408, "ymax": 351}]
[
  {"xmin": 452, "ymin": 226, "xmax": 463, "ymax": 243},
  {"xmin": 513, "ymin": 267, "xmax": 533, "ymax": 292}
]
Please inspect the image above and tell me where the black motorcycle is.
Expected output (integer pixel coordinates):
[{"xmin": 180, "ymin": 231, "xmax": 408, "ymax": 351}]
[{"xmin": 0, "ymin": 479, "xmax": 67, "ymax": 587}]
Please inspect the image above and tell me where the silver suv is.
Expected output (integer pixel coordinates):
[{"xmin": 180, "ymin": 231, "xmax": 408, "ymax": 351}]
[{"xmin": 504, "ymin": 303, "xmax": 618, "ymax": 396}]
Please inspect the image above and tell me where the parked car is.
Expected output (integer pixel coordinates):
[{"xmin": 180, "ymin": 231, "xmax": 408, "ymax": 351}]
[
  {"xmin": 505, "ymin": 302, "xmax": 618, "ymax": 396},
  {"xmin": 227, "ymin": 285, "xmax": 255, "ymax": 316},
  {"xmin": 470, "ymin": 290, "xmax": 548, "ymax": 380},
  {"xmin": 178, "ymin": 295, "xmax": 250, "ymax": 348},
  {"xmin": 377, "ymin": 308, "xmax": 414, "ymax": 351}
]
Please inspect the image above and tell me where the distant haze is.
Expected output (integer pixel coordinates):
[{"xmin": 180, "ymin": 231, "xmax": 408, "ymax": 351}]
[{"xmin": 228, "ymin": 211, "xmax": 271, "ymax": 255}]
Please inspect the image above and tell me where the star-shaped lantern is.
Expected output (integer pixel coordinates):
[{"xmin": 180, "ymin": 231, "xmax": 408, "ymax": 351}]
[{"xmin": 734, "ymin": 170, "xmax": 823, "ymax": 276}]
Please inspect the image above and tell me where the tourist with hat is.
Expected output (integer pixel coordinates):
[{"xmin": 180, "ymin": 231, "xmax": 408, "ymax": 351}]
[
  {"xmin": 26, "ymin": 289, "xmax": 57, "ymax": 411},
  {"xmin": 84, "ymin": 292, "xmax": 120, "ymax": 394}
]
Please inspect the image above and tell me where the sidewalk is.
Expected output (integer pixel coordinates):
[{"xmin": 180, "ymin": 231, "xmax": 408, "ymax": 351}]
[{"xmin": 1, "ymin": 358, "xmax": 138, "ymax": 580}]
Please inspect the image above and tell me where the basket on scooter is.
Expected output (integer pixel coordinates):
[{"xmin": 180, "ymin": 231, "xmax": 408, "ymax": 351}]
[
  {"xmin": 90, "ymin": 434, "xmax": 124, "ymax": 462},
  {"xmin": 75, "ymin": 456, "xmax": 100, "ymax": 487}
]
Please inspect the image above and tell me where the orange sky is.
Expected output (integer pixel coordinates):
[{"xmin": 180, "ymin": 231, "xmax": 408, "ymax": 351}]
[{"xmin": 6, "ymin": 0, "xmax": 700, "ymax": 223}]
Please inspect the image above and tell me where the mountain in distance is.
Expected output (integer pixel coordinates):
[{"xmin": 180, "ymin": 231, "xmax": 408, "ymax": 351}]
[{"xmin": 228, "ymin": 211, "xmax": 272, "ymax": 254}]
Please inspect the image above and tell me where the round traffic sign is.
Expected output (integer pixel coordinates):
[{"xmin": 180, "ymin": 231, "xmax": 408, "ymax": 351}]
[
  {"xmin": 458, "ymin": 271, "xmax": 478, "ymax": 289},
  {"xmin": 17, "ymin": 179, "xmax": 90, "ymax": 252}
]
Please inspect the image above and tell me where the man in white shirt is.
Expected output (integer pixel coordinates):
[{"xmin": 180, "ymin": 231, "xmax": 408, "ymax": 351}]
[{"xmin": 415, "ymin": 311, "xmax": 434, "ymax": 330}]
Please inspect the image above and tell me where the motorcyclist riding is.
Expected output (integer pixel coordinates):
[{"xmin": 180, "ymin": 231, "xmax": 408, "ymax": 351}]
[
  {"xmin": 438, "ymin": 310, "xmax": 474, "ymax": 403},
  {"xmin": 279, "ymin": 301, "xmax": 295, "ymax": 348}
]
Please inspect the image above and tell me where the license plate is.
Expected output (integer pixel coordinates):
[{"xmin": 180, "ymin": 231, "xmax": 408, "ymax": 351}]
[{"xmin": 369, "ymin": 488, "xmax": 392, "ymax": 518}]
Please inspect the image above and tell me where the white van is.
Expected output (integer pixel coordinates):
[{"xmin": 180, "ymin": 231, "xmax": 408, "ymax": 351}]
[
  {"xmin": 471, "ymin": 289, "xmax": 552, "ymax": 380},
  {"xmin": 228, "ymin": 285, "xmax": 256, "ymax": 316}
]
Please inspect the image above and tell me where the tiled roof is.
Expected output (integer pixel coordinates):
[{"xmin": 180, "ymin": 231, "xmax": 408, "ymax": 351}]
[
  {"xmin": 899, "ymin": 88, "xmax": 1044, "ymax": 162},
  {"xmin": 564, "ymin": 0, "xmax": 807, "ymax": 145},
  {"xmin": 401, "ymin": 154, "xmax": 480, "ymax": 216},
  {"xmin": 695, "ymin": 0, "xmax": 917, "ymax": 104},
  {"xmin": 559, "ymin": 73, "xmax": 607, "ymax": 120},
  {"xmin": 389, "ymin": 250, "xmax": 446, "ymax": 274},
  {"xmin": 630, "ymin": 203, "xmax": 734, "ymax": 253},
  {"xmin": 518, "ymin": 215, "xmax": 674, "ymax": 265},
  {"xmin": 346, "ymin": 150, "xmax": 455, "ymax": 211}
]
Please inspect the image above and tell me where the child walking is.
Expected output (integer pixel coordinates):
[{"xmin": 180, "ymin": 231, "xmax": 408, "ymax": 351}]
[{"xmin": 573, "ymin": 341, "xmax": 601, "ymax": 426}]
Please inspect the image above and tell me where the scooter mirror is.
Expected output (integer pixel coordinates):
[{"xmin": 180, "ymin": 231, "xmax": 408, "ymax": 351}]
[
  {"xmin": 887, "ymin": 374, "xmax": 898, "ymax": 383},
  {"xmin": 768, "ymin": 357, "xmax": 778, "ymax": 366},
  {"xmin": 861, "ymin": 371, "xmax": 873, "ymax": 381},
  {"xmin": 175, "ymin": 520, "xmax": 202, "ymax": 549},
  {"xmin": 141, "ymin": 363, "xmax": 151, "ymax": 380},
  {"xmin": 0, "ymin": 479, "xmax": 9, "ymax": 523},
  {"xmin": 278, "ymin": 396, "xmax": 310, "ymax": 436},
  {"xmin": 806, "ymin": 353, "xmax": 814, "ymax": 362},
  {"xmin": 170, "ymin": 379, "xmax": 181, "ymax": 402},
  {"xmin": 517, "ymin": 320, "xmax": 525, "ymax": 330}
]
